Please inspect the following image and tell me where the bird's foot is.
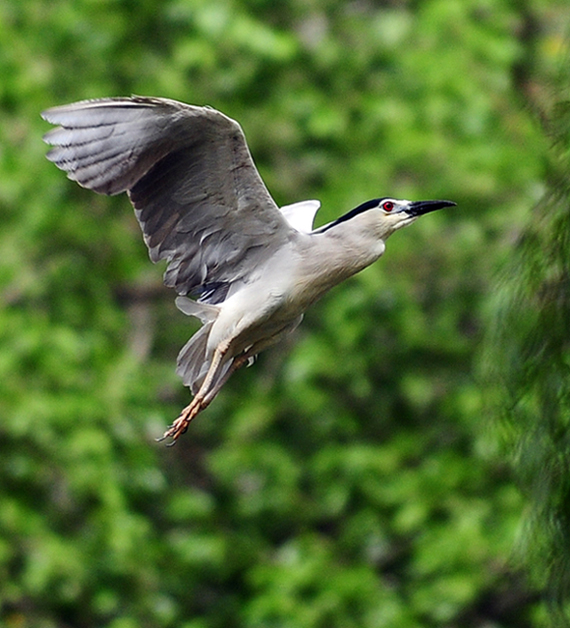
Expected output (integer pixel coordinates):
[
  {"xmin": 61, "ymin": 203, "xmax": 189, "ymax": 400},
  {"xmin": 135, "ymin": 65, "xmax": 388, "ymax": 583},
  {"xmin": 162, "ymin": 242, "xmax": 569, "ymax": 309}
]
[{"xmin": 156, "ymin": 399, "xmax": 202, "ymax": 445}]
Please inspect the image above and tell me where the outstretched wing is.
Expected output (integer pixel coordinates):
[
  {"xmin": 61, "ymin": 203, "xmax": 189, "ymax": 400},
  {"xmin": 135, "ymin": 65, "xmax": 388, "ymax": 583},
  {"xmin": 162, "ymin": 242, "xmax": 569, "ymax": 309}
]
[
  {"xmin": 279, "ymin": 200, "xmax": 321, "ymax": 233},
  {"xmin": 42, "ymin": 96, "xmax": 295, "ymax": 301}
]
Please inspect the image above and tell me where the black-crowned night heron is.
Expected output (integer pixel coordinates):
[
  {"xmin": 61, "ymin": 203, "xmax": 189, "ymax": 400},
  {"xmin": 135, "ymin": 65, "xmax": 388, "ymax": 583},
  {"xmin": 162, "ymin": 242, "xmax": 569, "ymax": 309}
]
[{"xmin": 42, "ymin": 96, "xmax": 455, "ymax": 443}]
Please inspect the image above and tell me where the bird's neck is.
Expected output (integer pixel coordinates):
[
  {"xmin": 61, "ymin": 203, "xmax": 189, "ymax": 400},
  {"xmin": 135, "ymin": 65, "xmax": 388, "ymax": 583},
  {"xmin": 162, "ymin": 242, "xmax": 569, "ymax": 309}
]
[
  {"xmin": 290, "ymin": 215, "xmax": 387, "ymax": 308},
  {"xmin": 321, "ymin": 219, "xmax": 387, "ymax": 279}
]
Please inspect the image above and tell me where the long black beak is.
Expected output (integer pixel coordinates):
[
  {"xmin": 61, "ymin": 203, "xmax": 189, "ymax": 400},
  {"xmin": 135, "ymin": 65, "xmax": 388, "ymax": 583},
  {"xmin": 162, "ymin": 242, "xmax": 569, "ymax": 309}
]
[{"xmin": 406, "ymin": 199, "xmax": 456, "ymax": 217}]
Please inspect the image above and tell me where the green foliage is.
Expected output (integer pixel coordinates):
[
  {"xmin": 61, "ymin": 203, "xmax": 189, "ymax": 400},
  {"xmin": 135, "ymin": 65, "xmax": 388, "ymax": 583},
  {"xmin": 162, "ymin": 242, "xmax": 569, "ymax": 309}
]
[
  {"xmin": 482, "ymin": 43, "xmax": 570, "ymax": 626},
  {"xmin": 0, "ymin": 0, "xmax": 568, "ymax": 626}
]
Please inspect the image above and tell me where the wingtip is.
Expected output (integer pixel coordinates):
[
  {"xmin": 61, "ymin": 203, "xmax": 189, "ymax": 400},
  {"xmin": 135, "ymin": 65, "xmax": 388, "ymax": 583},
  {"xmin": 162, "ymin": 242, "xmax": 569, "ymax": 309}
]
[
  {"xmin": 40, "ymin": 107, "xmax": 60, "ymax": 125},
  {"xmin": 41, "ymin": 127, "xmax": 59, "ymax": 145}
]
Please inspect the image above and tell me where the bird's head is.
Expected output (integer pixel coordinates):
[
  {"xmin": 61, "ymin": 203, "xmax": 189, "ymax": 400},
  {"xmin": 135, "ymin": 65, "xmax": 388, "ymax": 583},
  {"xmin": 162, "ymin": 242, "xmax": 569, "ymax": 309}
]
[
  {"xmin": 372, "ymin": 197, "xmax": 456, "ymax": 233},
  {"xmin": 318, "ymin": 197, "xmax": 456, "ymax": 238}
]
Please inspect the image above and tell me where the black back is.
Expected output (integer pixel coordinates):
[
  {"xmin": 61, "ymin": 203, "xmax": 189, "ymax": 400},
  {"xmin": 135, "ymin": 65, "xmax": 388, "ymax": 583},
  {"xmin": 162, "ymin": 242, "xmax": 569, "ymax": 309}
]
[{"xmin": 315, "ymin": 198, "xmax": 386, "ymax": 233}]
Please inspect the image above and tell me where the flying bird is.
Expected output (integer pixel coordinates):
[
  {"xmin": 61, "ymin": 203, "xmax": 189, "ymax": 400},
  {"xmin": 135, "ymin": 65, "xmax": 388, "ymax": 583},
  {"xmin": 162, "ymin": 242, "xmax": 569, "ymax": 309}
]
[{"xmin": 42, "ymin": 96, "xmax": 455, "ymax": 443}]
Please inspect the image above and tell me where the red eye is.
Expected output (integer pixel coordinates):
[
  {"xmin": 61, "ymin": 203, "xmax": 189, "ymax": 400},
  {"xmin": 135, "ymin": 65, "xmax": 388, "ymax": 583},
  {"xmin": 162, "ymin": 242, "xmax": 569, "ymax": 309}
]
[{"xmin": 382, "ymin": 201, "xmax": 394, "ymax": 212}]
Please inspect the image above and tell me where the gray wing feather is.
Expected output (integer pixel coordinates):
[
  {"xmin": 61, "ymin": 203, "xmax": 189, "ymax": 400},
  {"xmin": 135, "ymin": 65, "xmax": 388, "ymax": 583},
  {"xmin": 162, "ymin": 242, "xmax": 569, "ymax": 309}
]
[{"xmin": 42, "ymin": 96, "xmax": 293, "ymax": 300}]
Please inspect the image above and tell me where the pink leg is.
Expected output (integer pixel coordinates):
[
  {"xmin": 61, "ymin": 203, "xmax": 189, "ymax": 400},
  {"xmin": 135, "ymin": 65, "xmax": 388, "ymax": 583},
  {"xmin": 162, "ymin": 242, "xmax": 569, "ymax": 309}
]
[
  {"xmin": 159, "ymin": 319, "xmax": 301, "ymax": 444},
  {"xmin": 158, "ymin": 339, "xmax": 234, "ymax": 443}
]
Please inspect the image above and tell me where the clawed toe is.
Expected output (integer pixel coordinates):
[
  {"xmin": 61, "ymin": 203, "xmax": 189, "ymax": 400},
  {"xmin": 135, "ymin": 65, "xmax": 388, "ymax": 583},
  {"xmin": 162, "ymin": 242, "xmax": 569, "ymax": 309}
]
[
  {"xmin": 157, "ymin": 399, "xmax": 203, "ymax": 445},
  {"xmin": 155, "ymin": 422, "xmax": 188, "ymax": 445}
]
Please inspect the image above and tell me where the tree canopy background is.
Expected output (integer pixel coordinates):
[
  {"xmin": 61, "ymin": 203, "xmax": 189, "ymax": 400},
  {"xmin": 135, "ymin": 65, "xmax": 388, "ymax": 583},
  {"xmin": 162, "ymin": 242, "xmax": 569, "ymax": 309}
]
[{"xmin": 1, "ymin": 0, "xmax": 570, "ymax": 626}]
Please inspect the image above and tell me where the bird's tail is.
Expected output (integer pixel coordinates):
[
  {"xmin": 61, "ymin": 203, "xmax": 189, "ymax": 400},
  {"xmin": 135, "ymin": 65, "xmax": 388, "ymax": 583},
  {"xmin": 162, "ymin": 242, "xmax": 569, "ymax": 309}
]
[
  {"xmin": 174, "ymin": 297, "xmax": 229, "ymax": 395},
  {"xmin": 175, "ymin": 296, "xmax": 219, "ymax": 324}
]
